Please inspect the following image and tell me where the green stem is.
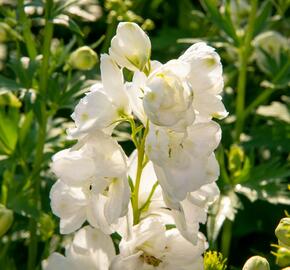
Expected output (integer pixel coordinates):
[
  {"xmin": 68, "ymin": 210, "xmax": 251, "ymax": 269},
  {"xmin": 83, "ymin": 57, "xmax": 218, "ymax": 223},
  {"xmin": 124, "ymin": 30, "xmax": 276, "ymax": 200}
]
[
  {"xmin": 39, "ymin": 0, "xmax": 54, "ymax": 96},
  {"xmin": 132, "ymin": 122, "xmax": 149, "ymax": 225},
  {"xmin": 235, "ymin": 0, "xmax": 257, "ymax": 142},
  {"xmin": 18, "ymin": 0, "xmax": 37, "ymax": 59},
  {"xmin": 139, "ymin": 181, "xmax": 158, "ymax": 212},
  {"xmin": 221, "ymin": 219, "xmax": 232, "ymax": 259},
  {"xmin": 101, "ymin": 17, "xmax": 117, "ymax": 53},
  {"xmin": 27, "ymin": 1, "xmax": 53, "ymax": 269}
]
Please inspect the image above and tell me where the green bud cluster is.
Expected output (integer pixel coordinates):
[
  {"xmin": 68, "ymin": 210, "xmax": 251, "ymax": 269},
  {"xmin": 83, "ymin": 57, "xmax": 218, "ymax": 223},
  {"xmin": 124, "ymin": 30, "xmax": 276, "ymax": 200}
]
[
  {"xmin": 272, "ymin": 217, "xmax": 290, "ymax": 267},
  {"xmin": 204, "ymin": 251, "xmax": 227, "ymax": 270},
  {"xmin": 104, "ymin": 0, "xmax": 154, "ymax": 30}
]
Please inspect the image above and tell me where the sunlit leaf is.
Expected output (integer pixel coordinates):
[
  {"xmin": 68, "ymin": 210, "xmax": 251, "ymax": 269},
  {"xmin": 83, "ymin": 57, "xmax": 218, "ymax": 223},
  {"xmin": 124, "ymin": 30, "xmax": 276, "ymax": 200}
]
[
  {"xmin": 235, "ymin": 160, "xmax": 290, "ymax": 204},
  {"xmin": 201, "ymin": 0, "xmax": 240, "ymax": 45}
]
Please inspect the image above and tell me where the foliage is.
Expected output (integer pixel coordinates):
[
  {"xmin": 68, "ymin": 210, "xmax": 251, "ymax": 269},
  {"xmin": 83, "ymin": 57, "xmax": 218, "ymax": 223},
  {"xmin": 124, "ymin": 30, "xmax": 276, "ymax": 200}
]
[{"xmin": 0, "ymin": 0, "xmax": 289, "ymax": 269}]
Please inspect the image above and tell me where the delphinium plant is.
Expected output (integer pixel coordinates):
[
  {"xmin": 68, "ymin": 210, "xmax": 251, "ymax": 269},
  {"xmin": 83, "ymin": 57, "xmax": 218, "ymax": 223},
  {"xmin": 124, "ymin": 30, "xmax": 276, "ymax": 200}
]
[{"xmin": 43, "ymin": 22, "xmax": 228, "ymax": 269}]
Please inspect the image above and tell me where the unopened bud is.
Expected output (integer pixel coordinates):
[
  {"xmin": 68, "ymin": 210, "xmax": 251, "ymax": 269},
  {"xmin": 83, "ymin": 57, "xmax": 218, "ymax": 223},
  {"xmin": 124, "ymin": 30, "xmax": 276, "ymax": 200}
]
[
  {"xmin": 228, "ymin": 144, "xmax": 246, "ymax": 179},
  {"xmin": 69, "ymin": 46, "xmax": 98, "ymax": 70},
  {"xmin": 242, "ymin": 256, "xmax": 270, "ymax": 270},
  {"xmin": 275, "ymin": 218, "xmax": 290, "ymax": 246},
  {"xmin": 276, "ymin": 247, "xmax": 290, "ymax": 267},
  {"xmin": 0, "ymin": 204, "xmax": 13, "ymax": 237}
]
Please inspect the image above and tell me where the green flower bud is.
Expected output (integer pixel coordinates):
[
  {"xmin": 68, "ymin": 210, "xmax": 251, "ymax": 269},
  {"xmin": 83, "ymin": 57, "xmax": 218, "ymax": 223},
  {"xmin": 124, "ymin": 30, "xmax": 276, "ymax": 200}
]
[
  {"xmin": 242, "ymin": 256, "xmax": 270, "ymax": 270},
  {"xmin": 69, "ymin": 46, "xmax": 98, "ymax": 70},
  {"xmin": 0, "ymin": 204, "xmax": 13, "ymax": 237},
  {"xmin": 38, "ymin": 213, "xmax": 55, "ymax": 241},
  {"xmin": 229, "ymin": 145, "xmax": 244, "ymax": 170},
  {"xmin": 275, "ymin": 218, "xmax": 290, "ymax": 246},
  {"xmin": 276, "ymin": 247, "xmax": 290, "ymax": 267}
]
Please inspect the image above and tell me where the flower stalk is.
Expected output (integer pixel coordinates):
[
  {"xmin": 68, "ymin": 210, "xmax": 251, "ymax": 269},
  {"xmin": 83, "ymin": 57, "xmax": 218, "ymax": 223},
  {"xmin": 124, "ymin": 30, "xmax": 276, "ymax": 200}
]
[
  {"xmin": 235, "ymin": 0, "xmax": 257, "ymax": 142},
  {"xmin": 27, "ymin": 1, "xmax": 54, "ymax": 269},
  {"xmin": 132, "ymin": 122, "xmax": 149, "ymax": 225}
]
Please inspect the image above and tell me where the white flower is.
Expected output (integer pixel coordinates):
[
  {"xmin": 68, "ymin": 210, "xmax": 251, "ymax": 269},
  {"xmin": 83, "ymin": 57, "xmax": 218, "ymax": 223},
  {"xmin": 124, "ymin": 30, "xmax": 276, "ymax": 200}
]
[
  {"xmin": 179, "ymin": 42, "xmax": 223, "ymax": 94},
  {"xmin": 253, "ymin": 31, "xmax": 288, "ymax": 63},
  {"xmin": 127, "ymin": 150, "xmax": 219, "ymax": 244},
  {"xmin": 68, "ymin": 54, "xmax": 130, "ymax": 137},
  {"xmin": 50, "ymin": 131, "xmax": 130, "ymax": 234},
  {"xmin": 179, "ymin": 42, "xmax": 228, "ymax": 121},
  {"xmin": 146, "ymin": 121, "xmax": 221, "ymax": 203},
  {"xmin": 109, "ymin": 22, "xmax": 151, "ymax": 71},
  {"xmin": 43, "ymin": 226, "xmax": 115, "ymax": 270},
  {"xmin": 142, "ymin": 60, "xmax": 195, "ymax": 131},
  {"xmin": 125, "ymin": 60, "xmax": 163, "ymax": 126},
  {"xmin": 169, "ymin": 182, "xmax": 220, "ymax": 243},
  {"xmin": 126, "ymin": 71, "xmax": 148, "ymax": 125},
  {"xmin": 111, "ymin": 217, "xmax": 207, "ymax": 270},
  {"xmin": 51, "ymin": 148, "xmax": 96, "ymax": 187}
]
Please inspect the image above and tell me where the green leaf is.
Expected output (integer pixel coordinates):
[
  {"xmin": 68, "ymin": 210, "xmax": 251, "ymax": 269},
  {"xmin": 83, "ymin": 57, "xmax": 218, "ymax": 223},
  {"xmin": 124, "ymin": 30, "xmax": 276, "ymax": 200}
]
[
  {"xmin": 0, "ymin": 75, "xmax": 21, "ymax": 92},
  {"xmin": 201, "ymin": 0, "xmax": 240, "ymax": 46},
  {"xmin": 68, "ymin": 18, "xmax": 84, "ymax": 37},
  {"xmin": 52, "ymin": 0, "xmax": 78, "ymax": 17},
  {"xmin": 0, "ymin": 108, "xmax": 19, "ymax": 155},
  {"xmin": 243, "ymin": 120, "xmax": 290, "ymax": 152},
  {"xmin": 235, "ymin": 160, "xmax": 290, "ymax": 204},
  {"xmin": 253, "ymin": 0, "xmax": 272, "ymax": 37},
  {"xmin": 7, "ymin": 189, "xmax": 40, "ymax": 219}
]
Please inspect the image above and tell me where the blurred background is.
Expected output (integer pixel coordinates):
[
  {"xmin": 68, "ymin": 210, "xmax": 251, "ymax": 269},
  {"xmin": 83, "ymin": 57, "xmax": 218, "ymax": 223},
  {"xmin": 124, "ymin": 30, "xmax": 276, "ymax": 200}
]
[{"xmin": 0, "ymin": 0, "xmax": 289, "ymax": 269}]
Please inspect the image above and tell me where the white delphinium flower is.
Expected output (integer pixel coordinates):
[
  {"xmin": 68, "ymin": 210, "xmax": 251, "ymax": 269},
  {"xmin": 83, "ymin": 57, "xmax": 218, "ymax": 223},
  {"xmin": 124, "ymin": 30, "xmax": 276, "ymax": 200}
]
[
  {"xmin": 179, "ymin": 42, "xmax": 228, "ymax": 121},
  {"xmin": 125, "ymin": 60, "xmax": 163, "ymax": 126},
  {"xmin": 127, "ymin": 150, "xmax": 219, "ymax": 244},
  {"xmin": 43, "ymin": 226, "xmax": 115, "ymax": 270},
  {"xmin": 253, "ymin": 31, "xmax": 288, "ymax": 63},
  {"xmin": 68, "ymin": 54, "xmax": 130, "ymax": 137},
  {"xmin": 146, "ymin": 121, "xmax": 221, "ymax": 204},
  {"xmin": 50, "ymin": 131, "xmax": 130, "ymax": 234},
  {"xmin": 111, "ymin": 217, "xmax": 207, "ymax": 270},
  {"xmin": 169, "ymin": 182, "xmax": 220, "ymax": 243},
  {"xmin": 109, "ymin": 22, "xmax": 151, "ymax": 72},
  {"xmin": 142, "ymin": 60, "xmax": 195, "ymax": 131}
]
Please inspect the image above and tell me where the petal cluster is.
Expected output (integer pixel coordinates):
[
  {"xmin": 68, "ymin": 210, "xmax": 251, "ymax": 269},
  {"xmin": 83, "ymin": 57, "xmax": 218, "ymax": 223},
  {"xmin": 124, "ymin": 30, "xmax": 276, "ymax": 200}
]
[{"xmin": 46, "ymin": 21, "xmax": 227, "ymax": 269}]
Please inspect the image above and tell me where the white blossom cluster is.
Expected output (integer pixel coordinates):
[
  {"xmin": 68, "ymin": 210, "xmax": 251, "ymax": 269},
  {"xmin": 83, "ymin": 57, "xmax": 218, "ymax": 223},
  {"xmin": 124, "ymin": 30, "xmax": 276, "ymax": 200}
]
[{"xmin": 44, "ymin": 22, "xmax": 227, "ymax": 270}]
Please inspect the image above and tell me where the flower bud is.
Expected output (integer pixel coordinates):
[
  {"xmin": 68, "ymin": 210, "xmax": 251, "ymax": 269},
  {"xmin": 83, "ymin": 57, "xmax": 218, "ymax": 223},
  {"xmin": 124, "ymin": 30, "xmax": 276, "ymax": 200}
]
[
  {"xmin": 109, "ymin": 22, "xmax": 151, "ymax": 71},
  {"xmin": 228, "ymin": 144, "xmax": 246, "ymax": 179},
  {"xmin": 143, "ymin": 61, "xmax": 195, "ymax": 131},
  {"xmin": 275, "ymin": 218, "xmax": 290, "ymax": 246},
  {"xmin": 0, "ymin": 204, "xmax": 13, "ymax": 237},
  {"xmin": 276, "ymin": 247, "xmax": 290, "ymax": 267},
  {"xmin": 242, "ymin": 256, "xmax": 270, "ymax": 270},
  {"xmin": 69, "ymin": 46, "xmax": 98, "ymax": 70}
]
